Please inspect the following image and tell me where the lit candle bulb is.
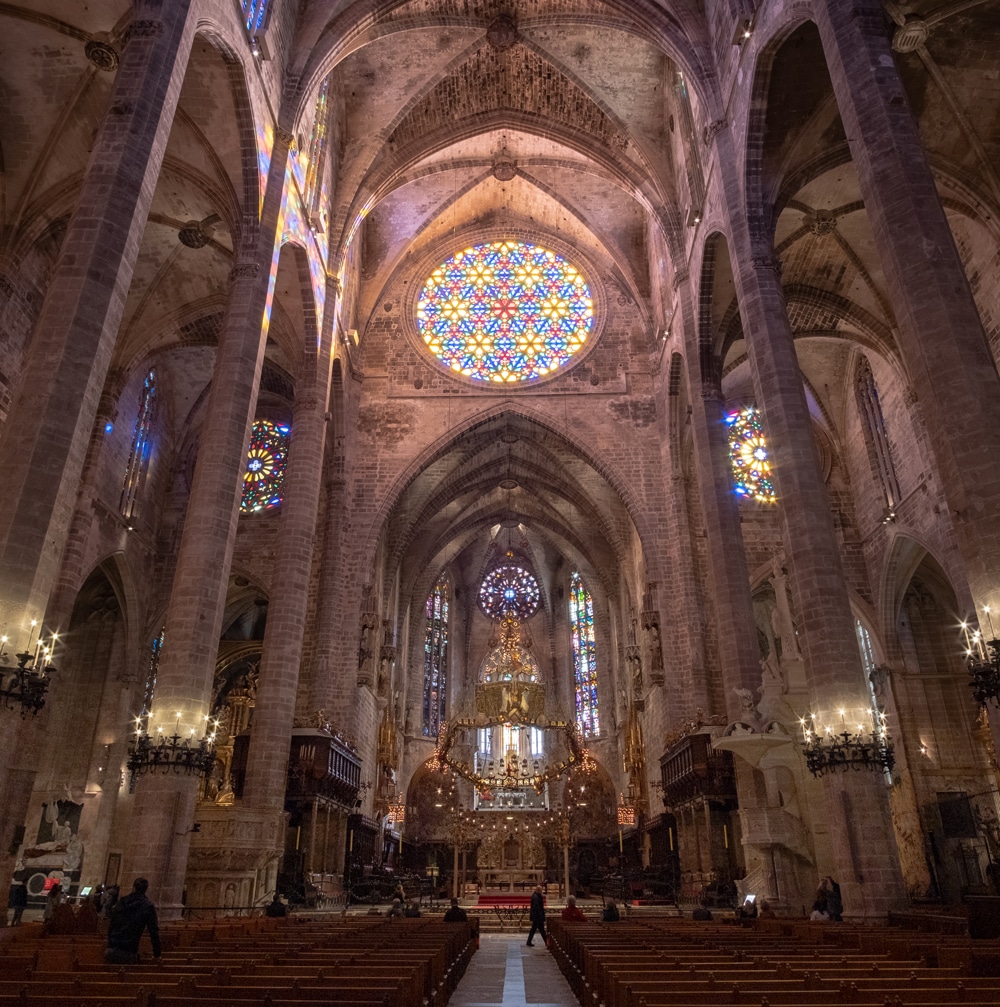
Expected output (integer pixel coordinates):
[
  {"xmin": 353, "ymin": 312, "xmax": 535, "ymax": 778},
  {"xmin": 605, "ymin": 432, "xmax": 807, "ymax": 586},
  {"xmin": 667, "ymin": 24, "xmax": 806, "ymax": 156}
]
[
  {"xmin": 962, "ymin": 622, "xmax": 972, "ymax": 650},
  {"xmin": 985, "ymin": 606, "xmax": 997, "ymax": 640}
]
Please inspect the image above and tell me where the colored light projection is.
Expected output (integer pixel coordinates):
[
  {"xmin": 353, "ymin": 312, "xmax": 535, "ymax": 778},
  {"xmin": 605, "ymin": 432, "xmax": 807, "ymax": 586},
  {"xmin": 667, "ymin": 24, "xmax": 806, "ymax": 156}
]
[
  {"xmin": 417, "ymin": 241, "xmax": 594, "ymax": 383},
  {"xmin": 240, "ymin": 419, "xmax": 290, "ymax": 513},
  {"xmin": 479, "ymin": 564, "xmax": 541, "ymax": 621},
  {"xmin": 242, "ymin": 0, "xmax": 269, "ymax": 33},
  {"xmin": 570, "ymin": 571, "xmax": 599, "ymax": 737},
  {"xmin": 423, "ymin": 579, "xmax": 449, "ymax": 737},
  {"xmin": 725, "ymin": 406, "xmax": 777, "ymax": 503}
]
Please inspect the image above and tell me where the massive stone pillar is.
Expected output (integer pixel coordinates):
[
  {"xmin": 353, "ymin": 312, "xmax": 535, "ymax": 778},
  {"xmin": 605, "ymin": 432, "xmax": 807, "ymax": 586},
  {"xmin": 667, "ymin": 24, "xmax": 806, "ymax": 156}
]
[
  {"xmin": 813, "ymin": 0, "xmax": 1000, "ymax": 613},
  {"xmin": 0, "ymin": 3, "xmax": 196, "ymax": 896},
  {"xmin": 0, "ymin": 5, "xmax": 196, "ymax": 644},
  {"xmin": 675, "ymin": 276, "xmax": 761, "ymax": 722},
  {"xmin": 243, "ymin": 274, "xmax": 339, "ymax": 810},
  {"xmin": 121, "ymin": 128, "xmax": 294, "ymax": 916},
  {"xmin": 711, "ymin": 122, "xmax": 907, "ymax": 914}
]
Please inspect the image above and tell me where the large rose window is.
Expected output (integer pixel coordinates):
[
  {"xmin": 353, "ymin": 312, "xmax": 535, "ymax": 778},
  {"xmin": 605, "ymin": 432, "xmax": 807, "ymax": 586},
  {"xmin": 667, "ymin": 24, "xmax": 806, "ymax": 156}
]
[{"xmin": 417, "ymin": 241, "xmax": 594, "ymax": 383}]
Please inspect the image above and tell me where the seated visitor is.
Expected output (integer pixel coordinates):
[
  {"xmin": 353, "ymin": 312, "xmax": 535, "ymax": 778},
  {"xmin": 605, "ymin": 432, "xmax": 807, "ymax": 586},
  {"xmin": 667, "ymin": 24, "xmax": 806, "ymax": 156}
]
[
  {"xmin": 264, "ymin": 893, "xmax": 287, "ymax": 917},
  {"xmin": 404, "ymin": 900, "xmax": 421, "ymax": 917},
  {"xmin": 601, "ymin": 900, "xmax": 620, "ymax": 922},
  {"xmin": 386, "ymin": 897, "xmax": 404, "ymax": 917},
  {"xmin": 443, "ymin": 897, "xmax": 468, "ymax": 922},
  {"xmin": 691, "ymin": 900, "xmax": 713, "ymax": 920},
  {"xmin": 561, "ymin": 895, "xmax": 587, "ymax": 922}
]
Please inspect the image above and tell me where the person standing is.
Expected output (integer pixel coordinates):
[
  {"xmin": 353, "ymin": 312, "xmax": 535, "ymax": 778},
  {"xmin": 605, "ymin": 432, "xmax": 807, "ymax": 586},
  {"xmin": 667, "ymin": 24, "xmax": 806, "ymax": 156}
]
[
  {"xmin": 526, "ymin": 885, "xmax": 546, "ymax": 947},
  {"xmin": 823, "ymin": 877, "xmax": 843, "ymax": 921},
  {"xmin": 105, "ymin": 878, "xmax": 161, "ymax": 964},
  {"xmin": 42, "ymin": 881, "xmax": 63, "ymax": 924},
  {"xmin": 9, "ymin": 881, "xmax": 28, "ymax": 926}
]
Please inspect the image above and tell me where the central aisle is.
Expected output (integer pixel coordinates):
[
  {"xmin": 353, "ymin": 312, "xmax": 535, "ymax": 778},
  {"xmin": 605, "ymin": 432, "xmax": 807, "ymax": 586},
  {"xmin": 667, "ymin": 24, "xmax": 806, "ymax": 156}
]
[{"xmin": 449, "ymin": 933, "xmax": 578, "ymax": 1007}]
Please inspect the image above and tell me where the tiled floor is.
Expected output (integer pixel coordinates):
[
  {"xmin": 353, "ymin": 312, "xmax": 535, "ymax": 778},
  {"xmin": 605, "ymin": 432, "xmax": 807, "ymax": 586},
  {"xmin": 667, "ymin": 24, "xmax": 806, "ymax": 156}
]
[{"xmin": 449, "ymin": 933, "xmax": 578, "ymax": 1006}]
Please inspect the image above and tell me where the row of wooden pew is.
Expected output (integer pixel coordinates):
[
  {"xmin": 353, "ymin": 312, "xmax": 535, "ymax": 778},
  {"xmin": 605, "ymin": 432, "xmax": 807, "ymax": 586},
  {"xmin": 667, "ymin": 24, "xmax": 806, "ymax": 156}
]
[
  {"xmin": 0, "ymin": 914, "xmax": 476, "ymax": 1006},
  {"xmin": 546, "ymin": 915, "xmax": 1000, "ymax": 1007}
]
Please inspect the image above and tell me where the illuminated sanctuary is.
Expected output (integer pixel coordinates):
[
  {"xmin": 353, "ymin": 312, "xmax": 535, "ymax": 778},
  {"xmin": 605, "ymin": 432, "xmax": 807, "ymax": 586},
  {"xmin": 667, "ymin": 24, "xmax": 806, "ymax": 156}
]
[{"xmin": 2, "ymin": 0, "xmax": 1000, "ymax": 926}]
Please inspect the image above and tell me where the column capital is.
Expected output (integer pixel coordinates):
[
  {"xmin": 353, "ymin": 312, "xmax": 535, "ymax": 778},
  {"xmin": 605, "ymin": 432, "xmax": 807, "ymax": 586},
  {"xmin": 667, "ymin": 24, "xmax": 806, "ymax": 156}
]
[
  {"xmin": 750, "ymin": 253, "xmax": 782, "ymax": 276},
  {"xmin": 229, "ymin": 261, "xmax": 261, "ymax": 283},
  {"xmin": 275, "ymin": 127, "xmax": 296, "ymax": 149},
  {"xmin": 125, "ymin": 19, "xmax": 165, "ymax": 41},
  {"xmin": 671, "ymin": 267, "xmax": 689, "ymax": 290}
]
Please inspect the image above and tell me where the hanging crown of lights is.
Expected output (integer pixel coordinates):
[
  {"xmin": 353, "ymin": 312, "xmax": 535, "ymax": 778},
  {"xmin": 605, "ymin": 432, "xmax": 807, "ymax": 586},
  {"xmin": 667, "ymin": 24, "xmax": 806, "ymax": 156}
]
[{"xmin": 434, "ymin": 612, "xmax": 593, "ymax": 795}]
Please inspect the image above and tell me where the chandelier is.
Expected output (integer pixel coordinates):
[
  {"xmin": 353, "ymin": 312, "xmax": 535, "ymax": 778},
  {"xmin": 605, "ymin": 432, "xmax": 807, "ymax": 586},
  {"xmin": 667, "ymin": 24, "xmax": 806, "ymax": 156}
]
[
  {"xmin": 799, "ymin": 709, "xmax": 894, "ymax": 778},
  {"xmin": 0, "ymin": 625, "xmax": 56, "ymax": 717},
  {"xmin": 434, "ymin": 614, "xmax": 592, "ymax": 795},
  {"xmin": 963, "ymin": 615, "xmax": 1000, "ymax": 708},
  {"xmin": 127, "ymin": 715, "xmax": 220, "ymax": 782}
]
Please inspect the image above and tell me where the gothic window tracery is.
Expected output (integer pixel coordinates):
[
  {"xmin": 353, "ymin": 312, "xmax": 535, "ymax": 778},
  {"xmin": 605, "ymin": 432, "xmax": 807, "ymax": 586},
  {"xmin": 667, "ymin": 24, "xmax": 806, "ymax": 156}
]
[
  {"xmin": 417, "ymin": 241, "xmax": 594, "ymax": 383},
  {"xmin": 479, "ymin": 564, "xmax": 541, "ymax": 621},
  {"xmin": 725, "ymin": 406, "xmax": 777, "ymax": 503},
  {"xmin": 570, "ymin": 571, "xmax": 599, "ymax": 737},
  {"xmin": 240, "ymin": 419, "xmax": 290, "ymax": 513},
  {"xmin": 305, "ymin": 74, "xmax": 331, "ymax": 217},
  {"xmin": 423, "ymin": 578, "xmax": 449, "ymax": 737},
  {"xmin": 855, "ymin": 356, "xmax": 900, "ymax": 514},
  {"xmin": 241, "ymin": 0, "xmax": 270, "ymax": 35},
  {"xmin": 120, "ymin": 369, "xmax": 156, "ymax": 521}
]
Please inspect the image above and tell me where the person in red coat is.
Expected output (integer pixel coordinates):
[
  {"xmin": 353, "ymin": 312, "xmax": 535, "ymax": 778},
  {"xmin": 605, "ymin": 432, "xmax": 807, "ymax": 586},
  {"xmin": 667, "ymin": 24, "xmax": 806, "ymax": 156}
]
[{"xmin": 560, "ymin": 895, "xmax": 587, "ymax": 922}]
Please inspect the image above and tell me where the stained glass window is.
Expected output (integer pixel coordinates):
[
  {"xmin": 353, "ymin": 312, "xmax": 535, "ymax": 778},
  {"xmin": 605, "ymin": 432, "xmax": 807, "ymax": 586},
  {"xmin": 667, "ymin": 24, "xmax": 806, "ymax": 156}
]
[
  {"xmin": 240, "ymin": 419, "xmax": 290, "ymax": 513},
  {"xmin": 855, "ymin": 357, "xmax": 900, "ymax": 515},
  {"xmin": 305, "ymin": 75, "xmax": 331, "ymax": 211},
  {"xmin": 725, "ymin": 406, "xmax": 777, "ymax": 503},
  {"xmin": 120, "ymin": 369, "xmax": 156, "ymax": 521},
  {"xmin": 570, "ymin": 571, "xmax": 599, "ymax": 737},
  {"xmin": 241, "ymin": 0, "xmax": 269, "ymax": 34},
  {"xmin": 479, "ymin": 565, "xmax": 541, "ymax": 620},
  {"xmin": 423, "ymin": 579, "xmax": 449, "ymax": 737},
  {"xmin": 417, "ymin": 240, "xmax": 594, "ymax": 383}
]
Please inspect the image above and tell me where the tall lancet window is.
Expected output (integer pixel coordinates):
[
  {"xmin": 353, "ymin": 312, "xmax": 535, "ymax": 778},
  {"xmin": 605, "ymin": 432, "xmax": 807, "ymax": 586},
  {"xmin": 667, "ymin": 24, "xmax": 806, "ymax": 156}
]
[
  {"xmin": 423, "ymin": 578, "xmax": 449, "ymax": 737},
  {"xmin": 305, "ymin": 74, "xmax": 331, "ymax": 218},
  {"xmin": 855, "ymin": 357, "xmax": 900, "ymax": 515},
  {"xmin": 241, "ymin": 0, "xmax": 270, "ymax": 35},
  {"xmin": 570, "ymin": 571, "xmax": 599, "ymax": 737},
  {"xmin": 120, "ymin": 369, "xmax": 156, "ymax": 521}
]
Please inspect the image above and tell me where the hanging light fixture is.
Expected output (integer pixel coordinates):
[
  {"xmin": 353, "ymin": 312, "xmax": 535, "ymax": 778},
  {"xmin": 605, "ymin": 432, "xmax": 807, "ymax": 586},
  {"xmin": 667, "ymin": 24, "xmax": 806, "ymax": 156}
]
[
  {"xmin": 799, "ymin": 708, "xmax": 894, "ymax": 778},
  {"xmin": 963, "ymin": 611, "xmax": 1000, "ymax": 708},
  {"xmin": 0, "ymin": 622, "xmax": 56, "ymax": 717},
  {"xmin": 127, "ymin": 714, "xmax": 220, "ymax": 782}
]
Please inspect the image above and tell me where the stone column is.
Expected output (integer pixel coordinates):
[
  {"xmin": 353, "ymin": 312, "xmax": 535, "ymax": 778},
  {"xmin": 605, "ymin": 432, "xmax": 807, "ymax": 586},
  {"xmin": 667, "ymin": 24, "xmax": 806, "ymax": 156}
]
[
  {"xmin": 813, "ymin": 0, "xmax": 1000, "ymax": 611},
  {"xmin": 121, "ymin": 128, "xmax": 295, "ymax": 915},
  {"xmin": 676, "ymin": 276, "xmax": 762, "ymax": 721},
  {"xmin": 243, "ymin": 273, "xmax": 339, "ymax": 810},
  {"xmin": 0, "ymin": 5, "xmax": 196, "ymax": 644},
  {"xmin": 0, "ymin": 4, "xmax": 196, "ymax": 898},
  {"xmin": 711, "ymin": 120, "xmax": 906, "ymax": 913}
]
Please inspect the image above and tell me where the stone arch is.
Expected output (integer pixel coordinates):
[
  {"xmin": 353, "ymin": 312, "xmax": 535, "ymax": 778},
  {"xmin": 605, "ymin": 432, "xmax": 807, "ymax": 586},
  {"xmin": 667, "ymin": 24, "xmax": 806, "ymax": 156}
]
[
  {"xmin": 367, "ymin": 403, "xmax": 665, "ymax": 588},
  {"xmin": 290, "ymin": 1, "xmax": 716, "ymax": 128},
  {"xmin": 743, "ymin": 11, "xmax": 829, "ymax": 249}
]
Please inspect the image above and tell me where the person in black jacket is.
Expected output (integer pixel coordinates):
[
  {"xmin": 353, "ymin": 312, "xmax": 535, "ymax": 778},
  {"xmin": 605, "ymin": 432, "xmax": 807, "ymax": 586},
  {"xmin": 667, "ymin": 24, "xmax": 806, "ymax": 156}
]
[
  {"xmin": 105, "ymin": 878, "xmax": 161, "ymax": 964},
  {"xmin": 526, "ymin": 885, "xmax": 546, "ymax": 947},
  {"xmin": 9, "ymin": 882, "xmax": 28, "ymax": 926}
]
